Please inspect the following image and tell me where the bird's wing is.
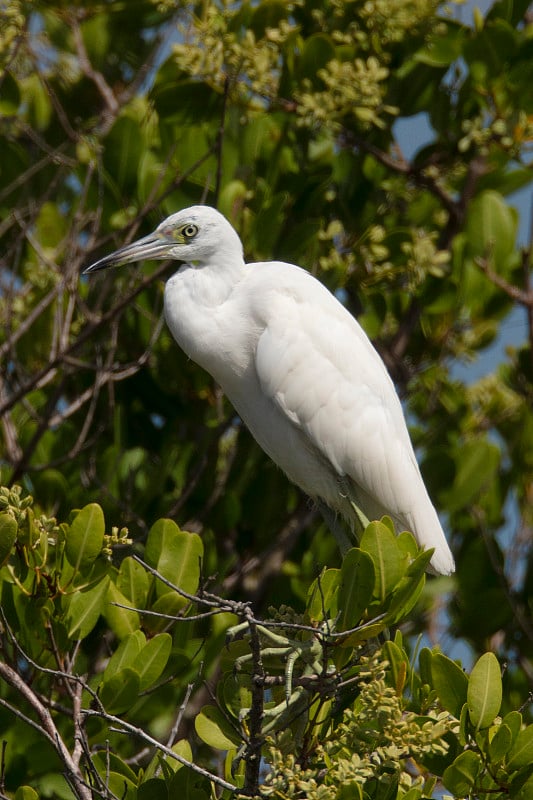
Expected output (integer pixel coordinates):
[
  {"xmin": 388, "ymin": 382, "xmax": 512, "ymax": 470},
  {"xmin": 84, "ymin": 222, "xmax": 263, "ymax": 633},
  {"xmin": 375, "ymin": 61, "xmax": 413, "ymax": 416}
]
[{"xmin": 251, "ymin": 265, "xmax": 431, "ymax": 525}]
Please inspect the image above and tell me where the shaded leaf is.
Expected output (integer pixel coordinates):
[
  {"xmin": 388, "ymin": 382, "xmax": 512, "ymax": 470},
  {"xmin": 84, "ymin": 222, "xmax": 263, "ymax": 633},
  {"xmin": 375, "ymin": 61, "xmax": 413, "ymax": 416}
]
[
  {"xmin": 103, "ymin": 629, "xmax": 145, "ymax": 682},
  {"xmin": 99, "ymin": 667, "xmax": 140, "ymax": 714},
  {"xmin": 138, "ymin": 633, "xmax": 172, "ymax": 690},
  {"xmin": 0, "ymin": 513, "xmax": 17, "ymax": 564},
  {"xmin": 307, "ymin": 568, "xmax": 340, "ymax": 622},
  {"xmin": 338, "ymin": 549, "xmax": 374, "ymax": 630},
  {"xmin": 443, "ymin": 750, "xmax": 483, "ymax": 795},
  {"xmin": 489, "ymin": 723, "xmax": 513, "ymax": 763},
  {"xmin": 431, "ymin": 652, "xmax": 468, "ymax": 717},
  {"xmin": 507, "ymin": 725, "xmax": 533, "ymax": 771}
]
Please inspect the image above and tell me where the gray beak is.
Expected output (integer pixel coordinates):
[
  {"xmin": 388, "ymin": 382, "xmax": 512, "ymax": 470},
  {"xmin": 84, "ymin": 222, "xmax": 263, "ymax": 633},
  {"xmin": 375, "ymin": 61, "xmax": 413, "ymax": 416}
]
[{"xmin": 83, "ymin": 232, "xmax": 171, "ymax": 274}]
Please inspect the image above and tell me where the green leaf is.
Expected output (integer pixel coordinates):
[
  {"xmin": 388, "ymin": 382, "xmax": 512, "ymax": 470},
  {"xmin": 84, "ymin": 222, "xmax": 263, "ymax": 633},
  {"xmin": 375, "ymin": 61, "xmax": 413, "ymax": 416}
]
[
  {"xmin": 138, "ymin": 633, "xmax": 172, "ymax": 690},
  {"xmin": 360, "ymin": 521, "xmax": 406, "ymax": 601},
  {"xmin": 509, "ymin": 768, "xmax": 533, "ymax": 800},
  {"xmin": 146, "ymin": 519, "xmax": 203, "ymax": 597},
  {"xmin": 465, "ymin": 190, "xmax": 517, "ymax": 271},
  {"xmin": 105, "ymin": 580, "xmax": 141, "ymax": 638},
  {"xmin": 297, "ymin": 33, "xmax": 336, "ymax": 86},
  {"xmin": 92, "ymin": 751, "xmax": 138, "ymax": 783},
  {"xmin": 103, "ymin": 629, "xmax": 145, "ymax": 682},
  {"xmin": 64, "ymin": 575, "xmax": 110, "ymax": 639},
  {"xmin": 105, "ymin": 772, "xmax": 137, "ymax": 800},
  {"xmin": 0, "ymin": 70, "xmax": 20, "ymax": 115},
  {"xmin": 99, "ymin": 667, "xmax": 140, "ymax": 714},
  {"xmin": 503, "ymin": 710, "xmax": 523, "ymax": 747},
  {"xmin": 442, "ymin": 750, "xmax": 483, "ymax": 796},
  {"xmin": 418, "ymin": 647, "xmax": 433, "ymax": 687},
  {"xmin": 336, "ymin": 781, "xmax": 363, "ymax": 800},
  {"xmin": 467, "ymin": 652, "xmax": 502, "ymax": 731},
  {"xmin": 164, "ymin": 739, "xmax": 194, "ymax": 774},
  {"xmin": 138, "ymin": 779, "xmax": 169, "ymax": 800},
  {"xmin": 446, "ymin": 439, "xmax": 500, "ymax": 513},
  {"xmin": 117, "ymin": 556, "xmax": 150, "ymax": 609},
  {"xmin": 383, "ymin": 640, "xmax": 408, "ymax": 694},
  {"xmin": 0, "ymin": 513, "xmax": 17, "ymax": 564},
  {"xmin": 65, "ymin": 503, "xmax": 105, "ymax": 572},
  {"xmin": 507, "ymin": 725, "xmax": 533, "ymax": 771},
  {"xmin": 431, "ymin": 652, "xmax": 468, "ymax": 717},
  {"xmin": 15, "ymin": 788, "xmax": 39, "ymax": 800},
  {"xmin": 338, "ymin": 549, "xmax": 375, "ymax": 630},
  {"xmin": 195, "ymin": 705, "xmax": 241, "ymax": 750},
  {"xmin": 386, "ymin": 547, "xmax": 429, "ymax": 624},
  {"xmin": 489, "ymin": 723, "xmax": 514, "ymax": 763},
  {"xmin": 146, "ymin": 590, "xmax": 188, "ymax": 633},
  {"xmin": 307, "ymin": 568, "xmax": 340, "ymax": 621},
  {"xmin": 414, "ymin": 23, "xmax": 465, "ymax": 66}
]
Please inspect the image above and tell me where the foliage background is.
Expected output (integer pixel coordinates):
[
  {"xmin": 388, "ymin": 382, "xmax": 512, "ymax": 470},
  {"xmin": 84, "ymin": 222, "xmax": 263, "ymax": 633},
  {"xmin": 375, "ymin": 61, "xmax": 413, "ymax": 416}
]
[{"xmin": 0, "ymin": 0, "xmax": 532, "ymax": 797}]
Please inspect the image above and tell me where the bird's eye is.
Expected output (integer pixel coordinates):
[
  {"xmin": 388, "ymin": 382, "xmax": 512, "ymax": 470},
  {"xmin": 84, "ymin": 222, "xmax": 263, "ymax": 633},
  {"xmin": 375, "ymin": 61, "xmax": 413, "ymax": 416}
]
[{"xmin": 182, "ymin": 224, "xmax": 198, "ymax": 239}]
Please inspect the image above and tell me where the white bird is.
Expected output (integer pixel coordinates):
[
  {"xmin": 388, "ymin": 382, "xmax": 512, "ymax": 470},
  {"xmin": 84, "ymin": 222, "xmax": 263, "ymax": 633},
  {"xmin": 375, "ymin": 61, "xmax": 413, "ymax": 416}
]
[{"xmin": 84, "ymin": 205, "xmax": 454, "ymax": 576}]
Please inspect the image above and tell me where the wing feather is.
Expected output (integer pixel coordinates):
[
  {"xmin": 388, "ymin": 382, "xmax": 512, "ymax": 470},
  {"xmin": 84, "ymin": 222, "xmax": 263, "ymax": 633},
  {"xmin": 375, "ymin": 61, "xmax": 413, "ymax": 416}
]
[{"xmin": 249, "ymin": 263, "xmax": 454, "ymax": 574}]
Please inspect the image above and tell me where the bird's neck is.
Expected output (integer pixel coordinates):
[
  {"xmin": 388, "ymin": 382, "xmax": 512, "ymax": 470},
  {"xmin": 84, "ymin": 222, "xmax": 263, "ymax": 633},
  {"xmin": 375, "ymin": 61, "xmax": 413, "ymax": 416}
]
[{"xmin": 177, "ymin": 252, "xmax": 245, "ymax": 307}]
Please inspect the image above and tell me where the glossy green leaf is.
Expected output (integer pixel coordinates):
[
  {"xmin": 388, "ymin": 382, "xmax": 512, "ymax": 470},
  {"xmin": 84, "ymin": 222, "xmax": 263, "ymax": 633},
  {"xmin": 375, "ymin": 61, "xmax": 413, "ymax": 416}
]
[
  {"xmin": 161, "ymin": 738, "xmax": 194, "ymax": 775},
  {"xmin": 442, "ymin": 750, "xmax": 483, "ymax": 795},
  {"xmin": 360, "ymin": 521, "xmax": 406, "ymax": 601},
  {"xmin": 338, "ymin": 549, "xmax": 374, "ymax": 630},
  {"xmin": 467, "ymin": 652, "xmax": 502, "ymax": 730},
  {"xmin": 489, "ymin": 723, "xmax": 514, "ymax": 763},
  {"xmin": 502, "ymin": 710, "xmax": 523, "ymax": 747},
  {"xmin": 117, "ymin": 555, "xmax": 150, "ymax": 609},
  {"xmin": 105, "ymin": 771, "xmax": 137, "ymax": 800},
  {"xmin": 103, "ymin": 629, "xmax": 145, "ymax": 682},
  {"xmin": 507, "ymin": 725, "xmax": 533, "ymax": 771},
  {"xmin": 307, "ymin": 568, "xmax": 340, "ymax": 621},
  {"xmin": 146, "ymin": 519, "xmax": 203, "ymax": 598},
  {"xmin": 0, "ymin": 513, "xmax": 17, "ymax": 564},
  {"xmin": 138, "ymin": 632, "xmax": 172, "ymax": 690},
  {"xmin": 431, "ymin": 652, "xmax": 468, "ymax": 717},
  {"xmin": 195, "ymin": 705, "xmax": 241, "ymax": 750},
  {"xmin": 99, "ymin": 667, "xmax": 140, "ymax": 714},
  {"xmin": 105, "ymin": 579, "xmax": 141, "ymax": 638},
  {"xmin": 64, "ymin": 575, "xmax": 110, "ymax": 639},
  {"xmin": 386, "ymin": 549, "xmax": 429, "ymax": 624},
  {"xmin": 65, "ymin": 503, "xmax": 105, "ymax": 571}
]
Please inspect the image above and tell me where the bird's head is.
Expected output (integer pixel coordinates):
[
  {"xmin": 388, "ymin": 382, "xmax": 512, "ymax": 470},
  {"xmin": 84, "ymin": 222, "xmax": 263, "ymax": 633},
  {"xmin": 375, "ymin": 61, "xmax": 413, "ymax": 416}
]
[{"xmin": 83, "ymin": 205, "xmax": 243, "ymax": 274}]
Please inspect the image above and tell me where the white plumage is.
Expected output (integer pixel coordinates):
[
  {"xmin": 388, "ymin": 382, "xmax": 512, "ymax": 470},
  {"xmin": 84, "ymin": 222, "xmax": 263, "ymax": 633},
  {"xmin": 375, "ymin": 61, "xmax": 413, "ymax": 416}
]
[{"xmin": 84, "ymin": 205, "xmax": 454, "ymax": 576}]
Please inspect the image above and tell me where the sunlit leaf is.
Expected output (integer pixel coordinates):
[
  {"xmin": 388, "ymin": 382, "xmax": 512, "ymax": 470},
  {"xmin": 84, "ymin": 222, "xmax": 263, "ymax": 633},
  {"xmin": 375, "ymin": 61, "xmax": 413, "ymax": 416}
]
[{"xmin": 467, "ymin": 652, "xmax": 502, "ymax": 731}]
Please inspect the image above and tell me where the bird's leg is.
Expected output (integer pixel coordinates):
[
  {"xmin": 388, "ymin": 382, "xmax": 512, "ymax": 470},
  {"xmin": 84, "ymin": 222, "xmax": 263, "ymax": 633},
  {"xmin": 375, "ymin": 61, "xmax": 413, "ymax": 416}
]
[{"xmin": 317, "ymin": 501, "xmax": 353, "ymax": 555}]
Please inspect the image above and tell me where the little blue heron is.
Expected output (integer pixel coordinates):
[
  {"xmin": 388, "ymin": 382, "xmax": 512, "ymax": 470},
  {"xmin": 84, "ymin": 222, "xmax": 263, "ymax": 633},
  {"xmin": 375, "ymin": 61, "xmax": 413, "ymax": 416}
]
[{"xmin": 84, "ymin": 205, "xmax": 454, "ymax": 576}]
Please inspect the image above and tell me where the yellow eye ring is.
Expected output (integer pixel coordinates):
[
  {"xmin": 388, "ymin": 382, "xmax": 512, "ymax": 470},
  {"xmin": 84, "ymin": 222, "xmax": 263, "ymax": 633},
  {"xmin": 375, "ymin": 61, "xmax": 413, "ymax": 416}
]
[{"xmin": 182, "ymin": 224, "xmax": 198, "ymax": 239}]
